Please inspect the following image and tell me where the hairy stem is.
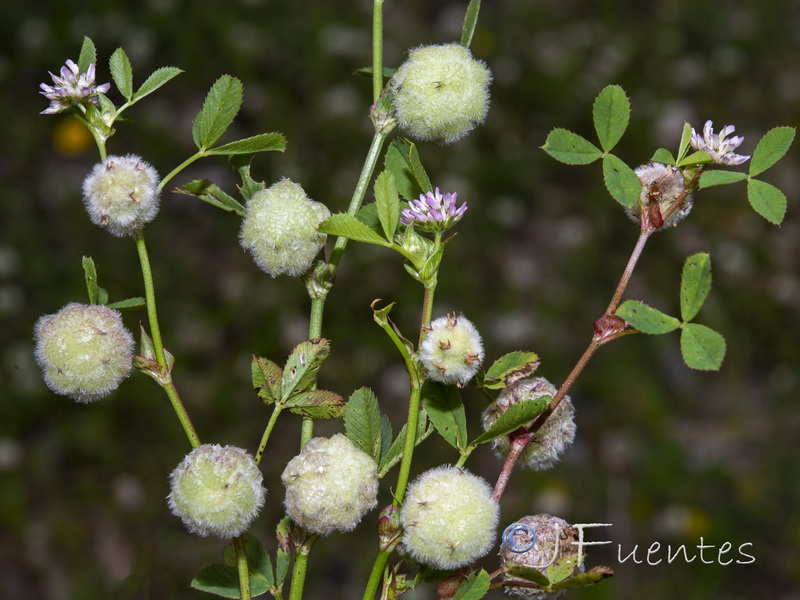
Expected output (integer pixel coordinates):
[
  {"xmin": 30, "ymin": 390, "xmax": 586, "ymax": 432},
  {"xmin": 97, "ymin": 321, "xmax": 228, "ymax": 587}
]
[
  {"xmin": 328, "ymin": 129, "xmax": 389, "ymax": 278},
  {"xmin": 362, "ymin": 549, "xmax": 392, "ymax": 600},
  {"xmin": 234, "ymin": 536, "xmax": 252, "ymax": 600},
  {"xmin": 372, "ymin": 0, "xmax": 385, "ymax": 103},
  {"xmin": 135, "ymin": 230, "xmax": 200, "ymax": 448},
  {"xmin": 158, "ymin": 151, "xmax": 206, "ymax": 191},
  {"xmin": 288, "ymin": 534, "xmax": 318, "ymax": 600},
  {"xmin": 255, "ymin": 404, "xmax": 283, "ymax": 465}
]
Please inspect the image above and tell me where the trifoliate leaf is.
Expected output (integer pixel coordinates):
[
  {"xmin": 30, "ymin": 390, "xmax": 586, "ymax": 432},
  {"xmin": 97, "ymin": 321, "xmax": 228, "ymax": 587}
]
[
  {"xmin": 470, "ymin": 398, "xmax": 549, "ymax": 446},
  {"xmin": 191, "ymin": 564, "xmax": 270, "ymax": 599},
  {"xmin": 282, "ymin": 338, "xmax": 331, "ymax": 399},
  {"xmin": 747, "ymin": 179, "xmax": 787, "ymax": 225},
  {"xmin": 318, "ymin": 213, "xmax": 390, "ymax": 246},
  {"xmin": 602, "ymin": 154, "xmax": 641, "ymax": 208},
  {"xmin": 484, "ymin": 351, "xmax": 540, "ymax": 389},
  {"xmin": 82, "ymin": 256, "xmax": 100, "ymax": 305},
  {"xmin": 384, "ymin": 139, "xmax": 432, "ymax": 201},
  {"xmin": 676, "ymin": 122, "xmax": 693, "ymax": 163},
  {"xmin": 680, "ymin": 253, "xmax": 711, "ymax": 322},
  {"xmin": 651, "ymin": 148, "xmax": 676, "ymax": 165},
  {"xmin": 109, "ymin": 47, "xmax": 133, "ymax": 101},
  {"xmin": 77, "ymin": 37, "xmax": 96, "ymax": 74},
  {"xmin": 460, "ymin": 0, "xmax": 482, "ymax": 48},
  {"xmin": 592, "ymin": 85, "xmax": 630, "ymax": 152},
  {"xmin": 542, "ymin": 129, "xmax": 602, "ymax": 165},
  {"xmin": 221, "ymin": 535, "xmax": 274, "ymax": 589},
  {"xmin": 680, "ymin": 323, "xmax": 726, "ymax": 371},
  {"xmin": 421, "ymin": 382, "xmax": 468, "ymax": 450},
  {"xmin": 192, "ymin": 75, "xmax": 243, "ymax": 150},
  {"xmin": 134, "ymin": 66, "xmax": 183, "ymax": 101},
  {"xmin": 452, "ymin": 569, "xmax": 491, "ymax": 600},
  {"xmin": 207, "ymin": 133, "xmax": 287, "ymax": 156},
  {"xmin": 344, "ymin": 388, "xmax": 383, "ymax": 462},
  {"xmin": 616, "ymin": 300, "xmax": 680, "ymax": 334},
  {"xmin": 698, "ymin": 170, "xmax": 748, "ymax": 188},
  {"xmin": 749, "ymin": 126, "xmax": 795, "ymax": 177},
  {"xmin": 374, "ymin": 170, "xmax": 400, "ymax": 241}
]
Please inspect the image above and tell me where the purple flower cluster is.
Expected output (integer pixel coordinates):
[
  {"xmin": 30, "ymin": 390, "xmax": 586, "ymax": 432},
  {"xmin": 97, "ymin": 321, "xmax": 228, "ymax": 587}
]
[
  {"xmin": 400, "ymin": 188, "xmax": 467, "ymax": 232},
  {"xmin": 40, "ymin": 60, "xmax": 111, "ymax": 115},
  {"xmin": 690, "ymin": 120, "xmax": 750, "ymax": 166}
]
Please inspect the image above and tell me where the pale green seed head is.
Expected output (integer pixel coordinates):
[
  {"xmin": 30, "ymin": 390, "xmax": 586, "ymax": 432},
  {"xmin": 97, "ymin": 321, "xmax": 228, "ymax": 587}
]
[
  {"xmin": 282, "ymin": 434, "xmax": 378, "ymax": 535},
  {"xmin": 392, "ymin": 43, "xmax": 492, "ymax": 144},
  {"xmin": 400, "ymin": 466, "xmax": 499, "ymax": 569},
  {"xmin": 482, "ymin": 377, "xmax": 576, "ymax": 471},
  {"xmin": 240, "ymin": 178, "xmax": 331, "ymax": 277},
  {"xmin": 168, "ymin": 444, "xmax": 266, "ymax": 539},
  {"xmin": 34, "ymin": 303, "xmax": 134, "ymax": 402},
  {"xmin": 419, "ymin": 313, "xmax": 484, "ymax": 385},
  {"xmin": 82, "ymin": 154, "xmax": 160, "ymax": 237}
]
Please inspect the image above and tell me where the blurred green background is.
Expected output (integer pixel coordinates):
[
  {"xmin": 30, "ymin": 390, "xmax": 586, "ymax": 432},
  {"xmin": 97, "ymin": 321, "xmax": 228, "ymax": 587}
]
[{"xmin": 2, "ymin": 0, "xmax": 799, "ymax": 598}]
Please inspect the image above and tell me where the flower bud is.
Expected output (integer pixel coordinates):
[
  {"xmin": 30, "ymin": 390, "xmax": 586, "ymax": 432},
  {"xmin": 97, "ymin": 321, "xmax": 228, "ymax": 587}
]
[
  {"xmin": 400, "ymin": 466, "xmax": 499, "ymax": 570},
  {"xmin": 281, "ymin": 434, "xmax": 378, "ymax": 535},
  {"xmin": 482, "ymin": 378, "xmax": 575, "ymax": 471},
  {"xmin": 391, "ymin": 43, "xmax": 492, "ymax": 144},
  {"xmin": 168, "ymin": 444, "xmax": 266, "ymax": 539},
  {"xmin": 626, "ymin": 163, "xmax": 693, "ymax": 228},
  {"xmin": 419, "ymin": 313, "xmax": 484, "ymax": 386},
  {"xmin": 34, "ymin": 303, "xmax": 134, "ymax": 402},
  {"xmin": 240, "ymin": 178, "xmax": 330, "ymax": 277},
  {"xmin": 499, "ymin": 514, "xmax": 583, "ymax": 599},
  {"xmin": 82, "ymin": 155, "xmax": 160, "ymax": 236}
]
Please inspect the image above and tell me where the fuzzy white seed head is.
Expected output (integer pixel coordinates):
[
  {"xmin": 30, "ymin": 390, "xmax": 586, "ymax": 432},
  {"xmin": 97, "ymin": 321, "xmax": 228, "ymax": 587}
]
[
  {"xmin": 282, "ymin": 434, "xmax": 378, "ymax": 535},
  {"xmin": 391, "ymin": 43, "xmax": 492, "ymax": 144},
  {"xmin": 240, "ymin": 178, "xmax": 331, "ymax": 277},
  {"xmin": 82, "ymin": 155, "xmax": 161, "ymax": 236},
  {"xmin": 626, "ymin": 163, "xmax": 693, "ymax": 228},
  {"xmin": 400, "ymin": 466, "xmax": 499, "ymax": 570},
  {"xmin": 482, "ymin": 378, "xmax": 575, "ymax": 471},
  {"xmin": 499, "ymin": 514, "xmax": 583, "ymax": 599},
  {"xmin": 419, "ymin": 313, "xmax": 484, "ymax": 386},
  {"xmin": 168, "ymin": 444, "xmax": 266, "ymax": 539},
  {"xmin": 33, "ymin": 303, "xmax": 134, "ymax": 403}
]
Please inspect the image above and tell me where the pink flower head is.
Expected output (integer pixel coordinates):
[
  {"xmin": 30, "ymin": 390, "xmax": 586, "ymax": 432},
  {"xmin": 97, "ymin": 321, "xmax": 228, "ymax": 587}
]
[
  {"xmin": 400, "ymin": 188, "xmax": 467, "ymax": 232},
  {"xmin": 690, "ymin": 120, "xmax": 750, "ymax": 166},
  {"xmin": 40, "ymin": 59, "xmax": 111, "ymax": 115}
]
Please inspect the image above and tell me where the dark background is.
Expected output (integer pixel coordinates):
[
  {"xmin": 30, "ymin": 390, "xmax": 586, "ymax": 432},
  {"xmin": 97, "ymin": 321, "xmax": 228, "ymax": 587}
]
[{"xmin": 2, "ymin": 0, "xmax": 799, "ymax": 598}]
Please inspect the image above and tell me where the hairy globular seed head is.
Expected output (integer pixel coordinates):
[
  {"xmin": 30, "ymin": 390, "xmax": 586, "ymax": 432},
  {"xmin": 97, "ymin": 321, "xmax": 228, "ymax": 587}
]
[
  {"xmin": 391, "ymin": 43, "xmax": 492, "ymax": 144},
  {"xmin": 499, "ymin": 514, "xmax": 584, "ymax": 599},
  {"xmin": 482, "ymin": 377, "xmax": 575, "ymax": 471},
  {"xmin": 400, "ymin": 466, "xmax": 499, "ymax": 570},
  {"xmin": 33, "ymin": 303, "xmax": 134, "ymax": 403},
  {"xmin": 626, "ymin": 163, "xmax": 693, "ymax": 228},
  {"xmin": 419, "ymin": 313, "xmax": 484, "ymax": 386},
  {"xmin": 281, "ymin": 434, "xmax": 378, "ymax": 535},
  {"xmin": 240, "ymin": 178, "xmax": 331, "ymax": 277},
  {"xmin": 168, "ymin": 444, "xmax": 266, "ymax": 539},
  {"xmin": 82, "ymin": 154, "xmax": 161, "ymax": 237}
]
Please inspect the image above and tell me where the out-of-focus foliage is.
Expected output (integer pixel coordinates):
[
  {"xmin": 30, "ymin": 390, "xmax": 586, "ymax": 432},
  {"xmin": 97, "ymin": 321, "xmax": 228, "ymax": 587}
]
[{"xmin": 2, "ymin": 0, "xmax": 799, "ymax": 598}]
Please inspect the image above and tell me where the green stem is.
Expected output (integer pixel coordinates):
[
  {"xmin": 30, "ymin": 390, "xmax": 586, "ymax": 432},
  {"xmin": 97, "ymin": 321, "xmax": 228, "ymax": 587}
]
[
  {"xmin": 393, "ymin": 377, "xmax": 422, "ymax": 505},
  {"xmin": 234, "ymin": 536, "xmax": 252, "ymax": 600},
  {"xmin": 135, "ymin": 230, "xmax": 201, "ymax": 448},
  {"xmin": 361, "ymin": 549, "xmax": 392, "ymax": 600},
  {"xmin": 288, "ymin": 534, "xmax": 318, "ymax": 600},
  {"xmin": 328, "ymin": 130, "xmax": 389, "ymax": 278},
  {"xmin": 158, "ymin": 151, "xmax": 206, "ymax": 191},
  {"xmin": 134, "ymin": 231, "xmax": 166, "ymax": 366},
  {"xmin": 372, "ymin": 0, "xmax": 385, "ymax": 102},
  {"xmin": 164, "ymin": 379, "xmax": 201, "ymax": 448},
  {"xmin": 255, "ymin": 404, "xmax": 283, "ymax": 465}
]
